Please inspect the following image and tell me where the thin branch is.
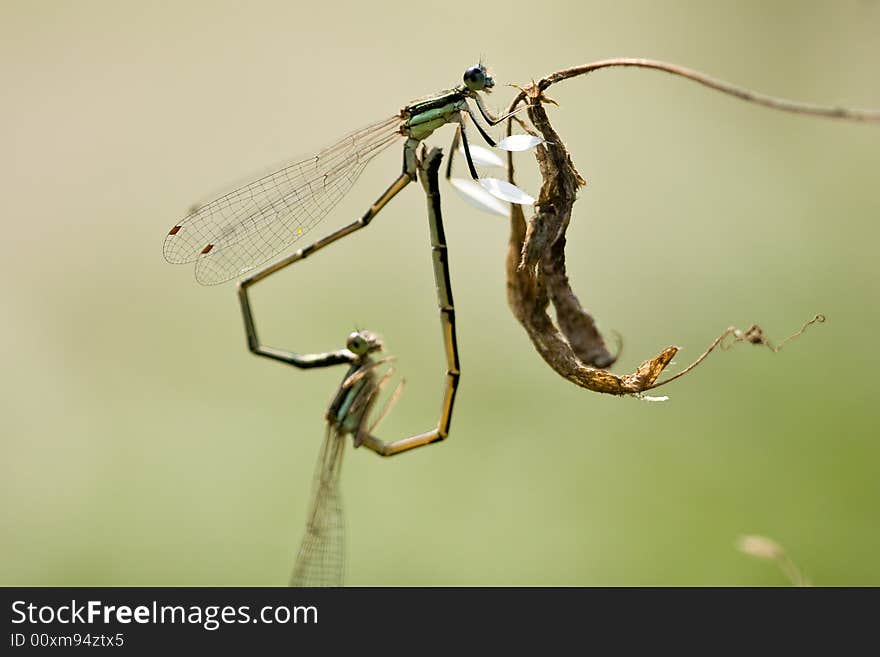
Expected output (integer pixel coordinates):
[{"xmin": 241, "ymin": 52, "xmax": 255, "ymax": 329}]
[
  {"xmin": 506, "ymin": 58, "xmax": 880, "ymax": 122},
  {"xmin": 645, "ymin": 314, "xmax": 827, "ymax": 392}
]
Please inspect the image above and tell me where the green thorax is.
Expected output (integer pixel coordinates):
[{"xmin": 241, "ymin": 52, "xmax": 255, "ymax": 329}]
[
  {"xmin": 401, "ymin": 87, "xmax": 469, "ymax": 141},
  {"xmin": 328, "ymin": 360, "xmax": 375, "ymax": 435}
]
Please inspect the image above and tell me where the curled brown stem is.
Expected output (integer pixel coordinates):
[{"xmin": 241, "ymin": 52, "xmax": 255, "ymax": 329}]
[
  {"xmin": 501, "ymin": 60, "xmax": 863, "ymax": 395},
  {"xmin": 506, "ymin": 199, "xmax": 677, "ymax": 394}
]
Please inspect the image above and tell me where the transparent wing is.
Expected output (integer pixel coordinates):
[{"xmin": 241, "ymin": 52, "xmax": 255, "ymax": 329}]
[
  {"xmin": 164, "ymin": 115, "xmax": 403, "ymax": 285},
  {"xmin": 289, "ymin": 424, "xmax": 346, "ymax": 587}
]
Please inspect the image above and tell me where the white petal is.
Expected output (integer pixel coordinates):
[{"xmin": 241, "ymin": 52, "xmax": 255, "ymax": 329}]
[
  {"xmin": 479, "ymin": 178, "xmax": 536, "ymax": 205},
  {"xmin": 460, "ymin": 144, "xmax": 505, "ymax": 168},
  {"xmin": 449, "ymin": 178, "xmax": 509, "ymax": 217},
  {"xmin": 496, "ymin": 135, "xmax": 544, "ymax": 152}
]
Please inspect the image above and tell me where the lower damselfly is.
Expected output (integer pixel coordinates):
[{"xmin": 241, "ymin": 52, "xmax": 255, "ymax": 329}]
[
  {"xmin": 289, "ymin": 329, "xmax": 393, "ymax": 587},
  {"xmin": 164, "ymin": 64, "xmax": 537, "ymax": 285}
]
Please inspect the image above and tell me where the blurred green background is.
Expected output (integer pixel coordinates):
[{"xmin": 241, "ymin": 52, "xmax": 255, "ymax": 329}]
[{"xmin": 2, "ymin": 0, "xmax": 878, "ymax": 586}]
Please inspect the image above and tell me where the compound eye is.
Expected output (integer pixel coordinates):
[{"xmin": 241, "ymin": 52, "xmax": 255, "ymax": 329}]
[
  {"xmin": 347, "ymin": 333, "xmax": 367, "ymax": 354},
  {"xmin": 463, "ymin": 65, "xmax": 486, "ymax": 91}
]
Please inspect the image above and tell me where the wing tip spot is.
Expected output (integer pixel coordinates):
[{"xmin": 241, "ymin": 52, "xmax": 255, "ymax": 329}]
[
  {"xmin": 168, "ymin": 225, "xmax": 182, "ymax": 236},
  {"xmin": 200, "ymin": 244, "xmax": 214, "ymax": 255}
]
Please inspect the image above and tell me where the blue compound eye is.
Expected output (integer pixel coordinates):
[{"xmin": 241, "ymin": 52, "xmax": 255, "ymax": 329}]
[{"xmin": 463, "ymin": 65, "xmax": 487, "ymax": 91}]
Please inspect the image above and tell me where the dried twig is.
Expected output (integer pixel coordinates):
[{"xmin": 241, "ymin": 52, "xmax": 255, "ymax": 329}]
[
  {"xmin": 501, "ymin": 59, "xmax": 872, "ymax": 395},
  {"xmin": 646, "ymin": 314, "xmax": 826, "ymax": 392},
  {"xmin": 507, "ymin": 195, "xmax": 677, "ymax": 395},
  {"xmin": 507, "ymin": 58, "xmax": 880, "ymax": 123}
]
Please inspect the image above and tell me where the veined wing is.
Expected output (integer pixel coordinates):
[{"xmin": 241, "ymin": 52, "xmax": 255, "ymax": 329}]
[
  {"xmin": 290, "ymin": 424, "xmax": 346, "ymax": 587},
  {"xmin": 164, "ymin": 115, "xmax": 403, "ymax": 285}
]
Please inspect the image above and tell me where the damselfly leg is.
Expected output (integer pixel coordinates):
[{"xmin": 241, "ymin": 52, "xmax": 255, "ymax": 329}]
[{"xmin": 236, "ymin": 172, "xmax": 411, "ymax": 366}]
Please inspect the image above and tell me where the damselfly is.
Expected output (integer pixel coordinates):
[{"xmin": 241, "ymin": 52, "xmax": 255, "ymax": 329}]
[
  {"xmin": 164, "ymin": 64, "xmax": 538, "ymax": 285},
  {"xmin": 288, "ymin": 329, "xmax": 393, "ymax": 587}
]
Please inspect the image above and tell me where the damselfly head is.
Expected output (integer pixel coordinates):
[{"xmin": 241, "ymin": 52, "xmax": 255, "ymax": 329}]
[
  {"xmin": 347, "ymin": 330, "xmax": 382, "ymax": 356},
  {"xmin": 463, "ymin": 64, "xmax": 494, "ymax": 93}
]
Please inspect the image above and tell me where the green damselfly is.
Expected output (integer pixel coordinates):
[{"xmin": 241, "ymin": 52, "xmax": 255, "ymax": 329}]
[
  {"xmin": 288, "ymin": 329, "xmax": 393, "ymax": 587},
  {"xmin": 164, "ymin": 64, "xmax": 538, "ymax": 285}
]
